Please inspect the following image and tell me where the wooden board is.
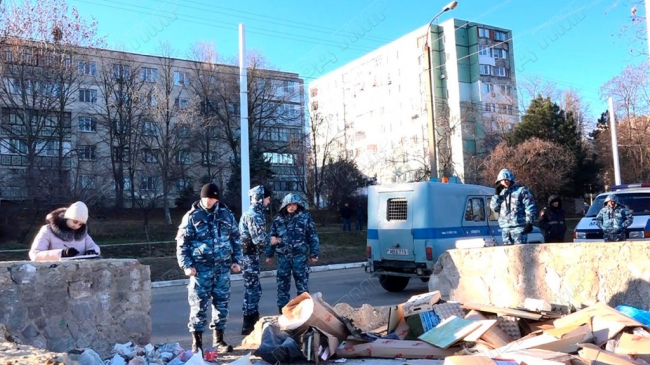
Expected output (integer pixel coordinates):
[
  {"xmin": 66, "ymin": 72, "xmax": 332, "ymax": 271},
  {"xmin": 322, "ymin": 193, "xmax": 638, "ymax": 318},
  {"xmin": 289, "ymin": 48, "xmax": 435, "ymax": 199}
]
[
  {"xmin": 461, "ymin": 302, "xmax": 544, "ymax": 320},
  {"xmin": 418, "ymin": 316, "xmax": 481, "ymax": 349},
  {"xmin": 464, "ymin": 319, "xmax": 498, "ymax": 342}
]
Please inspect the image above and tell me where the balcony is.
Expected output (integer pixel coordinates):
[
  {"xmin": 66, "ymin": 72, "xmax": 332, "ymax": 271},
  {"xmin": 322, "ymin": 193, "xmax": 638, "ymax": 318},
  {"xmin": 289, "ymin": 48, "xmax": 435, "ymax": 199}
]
[{"xmin": 0, "ymin": 154, "xmax": 71, "ymax": 168}]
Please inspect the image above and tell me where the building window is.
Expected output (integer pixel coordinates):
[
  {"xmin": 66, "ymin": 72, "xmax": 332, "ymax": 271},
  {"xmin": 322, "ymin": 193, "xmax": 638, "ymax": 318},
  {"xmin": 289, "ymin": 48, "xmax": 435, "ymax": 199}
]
[
  {"xmin": 478, "ymin": 45, "xmax": 491, "ymax": 56},
  {"xmin": 142, "ymin": 121, "xmax": 157, "ymax": 136},
  {"xmin": 113, "ymin": 64, "xmax": 130, "ymax": 79},
  {"xmin": 78, "ymin": 145, "xmax": 96, "ymax": 160},
  {"xmin": 478, "ymin": 27, "xmax": 490, "ymax": 38},
  {"xmin": 494, "ymin": 31, "xmax": 508, "ymax": 41},
  {"xmin": 500, "ymin": 85, "xmax": 512, "ymax": 96},
  {"xmin": 141, "ymin": 67, "xmax": 158, "ymax": 82},
  {"xmin": 505, "ymin": 104, "xmax": 514, "ymax": 115},
  {"xmin": 484, "ymin": 103, "xmax": 497, "ymax": 112},
  {"xmin": 481, "ymin": 83, "xmax": 494, "ymax": 94},
  {"xmin": 78, "ymin": 117, "xmax": 96, "ymax": 132},
  {"xmin": 177, "ymin": 149, "xmax": 191, "ymax": 165},
  {"xmin": 174, "ymin": 98, "xmax": 189, "ymax": 110},
  {"xmin": 78, "ymin": 61, "xmax": 97, "ymax": 76},
  {"xmin": 494, "ymin": 67, "xmax": 509, "ymax": 77},
  {"xmin": 310, "ymin": 88, "xmax": 318, "ymax": 97},
  {"xmin": 140, "ymin": 176, "xmax": 158, "ymax": 191},
  {"xmin": 479, "ymin": 64, "xmax": 491, "ymax": 76},
  {"xmin": 227, "ymin": 102, "xmax": 240, "ymax": 114},
  {"xmin": 142, "ymin": 149, "xmax": 158, "ymax": 163},
  {"xmin": 311, "ymin": 101, "xmax": 319, "ymax": 111},
  {"xmin": 174, "ymin": 71, "xmax": 190, "ymax": 86},
  {"xmin": 178, "ymin": 125, "xmax": 191, "ymax": 138},
  {"xmin": 0, "ymin": 138, "xmax": 27, "ymax": 155},
  {"xmin": 263, "ymin": 152, "xmax": 294, "ymax": 165},
  {"xmin": 493, "ymin": 48, "xmax": 508, "ymax": 59},
  {"xmin": 80, "ymin": 175, "xmax": 96, "ymax": 189},
  {"xmin": 202, "ymin": 152, "xmax": 218, "ymax": 166},
  {"xmin": 79, "ymin": 89, "xmax": 97, "ymax": 103},
  {"xmin": 113, "ymin": 146, "xmax": 130, "ymax": 162}
]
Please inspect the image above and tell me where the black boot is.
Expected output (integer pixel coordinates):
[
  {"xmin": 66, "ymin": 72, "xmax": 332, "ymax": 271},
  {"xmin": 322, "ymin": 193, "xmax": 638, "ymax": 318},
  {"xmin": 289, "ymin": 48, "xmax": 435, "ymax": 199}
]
[
  {"xmin": 279, "ymin": 306, "xmax": 284, "ymax": 315},
  {"xmin": 191, "ymin": 331, "xmax": 203, "ymax": 354},
  {"xmin": 213, "ymin": 329, "xmax": 233, "ymax": 352},
  {"xmin": 241, "ymin": 312, "xmax": 259, "ymax": 336}
]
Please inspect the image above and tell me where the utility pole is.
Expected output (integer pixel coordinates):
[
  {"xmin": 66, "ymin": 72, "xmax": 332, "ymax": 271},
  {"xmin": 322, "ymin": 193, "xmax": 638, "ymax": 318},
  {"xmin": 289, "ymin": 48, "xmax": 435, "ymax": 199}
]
[
  {"xmin": 239, "ymin": 24, "xmax": 250, "ymax": 212},
  {"xmin": 608, "ymin": 97, "xmax": 622, "ymax": 185}
]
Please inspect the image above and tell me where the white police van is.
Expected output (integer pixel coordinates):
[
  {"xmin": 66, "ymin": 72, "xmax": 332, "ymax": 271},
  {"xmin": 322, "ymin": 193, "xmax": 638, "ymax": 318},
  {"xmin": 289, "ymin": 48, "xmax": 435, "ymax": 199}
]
[
  {"xmin": 365, "ymin": 180, "xmax": 545, "ymax": 292},
  {"xmin": 574, "ymin": 183, "xmax": 650, "ymax": 242}
]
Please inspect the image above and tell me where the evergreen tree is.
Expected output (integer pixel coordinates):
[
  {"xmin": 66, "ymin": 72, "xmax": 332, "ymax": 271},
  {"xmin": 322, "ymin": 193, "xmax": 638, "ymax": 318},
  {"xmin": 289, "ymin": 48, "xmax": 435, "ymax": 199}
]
[
  {"xmin": 224, "ymin": 149, "xmax": 275, "ymax": 216},
  {"xmin": 506, "ymin": 96, "xmax": 599, "ymax": 197},
  {"xmin": 588, "ymin": 111, "xmax": 610, "ymax": 140}
]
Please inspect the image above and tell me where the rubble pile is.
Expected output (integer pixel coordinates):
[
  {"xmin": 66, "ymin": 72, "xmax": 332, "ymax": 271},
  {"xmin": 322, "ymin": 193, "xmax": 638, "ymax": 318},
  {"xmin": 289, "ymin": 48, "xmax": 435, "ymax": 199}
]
[
  {"xmin": 242, "ymin": 290, "xmax": 650, "ymax": 364},
  {"xmin": 4, "ymin": 291, "xmax": 650, "ymax": 364}
]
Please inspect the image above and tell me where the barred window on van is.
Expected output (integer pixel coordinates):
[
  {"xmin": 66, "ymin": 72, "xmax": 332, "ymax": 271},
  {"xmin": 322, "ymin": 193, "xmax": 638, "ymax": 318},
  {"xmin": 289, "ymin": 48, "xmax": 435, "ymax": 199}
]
[{"xmin": 387, "ymin": 198, "xmax": 408, "ymax": 221}]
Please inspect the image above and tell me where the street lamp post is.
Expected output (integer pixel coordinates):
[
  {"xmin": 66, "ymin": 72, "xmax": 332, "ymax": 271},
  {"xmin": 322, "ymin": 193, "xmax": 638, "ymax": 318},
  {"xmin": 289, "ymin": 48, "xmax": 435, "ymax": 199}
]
[{"xmin": 424, "ymin": 1, "xmax": 458, "ymax": 181}]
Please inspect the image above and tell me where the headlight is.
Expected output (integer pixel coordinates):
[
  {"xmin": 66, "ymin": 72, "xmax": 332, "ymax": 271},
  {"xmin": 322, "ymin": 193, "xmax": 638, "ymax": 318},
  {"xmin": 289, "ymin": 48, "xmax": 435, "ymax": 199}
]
[
  {"xmin": 575, "ymin": 232, "xmax": 586, "ymax": 239},
  {"xmin": 629, "ymin": 231, "xmax": 644, "ymax": 239}
]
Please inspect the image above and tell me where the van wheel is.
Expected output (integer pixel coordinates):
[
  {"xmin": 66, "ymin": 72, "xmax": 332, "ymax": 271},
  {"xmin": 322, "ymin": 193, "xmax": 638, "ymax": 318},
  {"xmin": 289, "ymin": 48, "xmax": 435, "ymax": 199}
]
[{"xmin": 378, "ymin": 275, "xmax": 410, "ymax": 292}]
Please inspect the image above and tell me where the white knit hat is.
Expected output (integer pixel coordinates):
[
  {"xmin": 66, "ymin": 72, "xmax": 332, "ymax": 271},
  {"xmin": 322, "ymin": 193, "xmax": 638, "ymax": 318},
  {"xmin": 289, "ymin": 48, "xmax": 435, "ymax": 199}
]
[{"xmin": 64, "ymin": 201, "xmax": 89, "ymax": 224}]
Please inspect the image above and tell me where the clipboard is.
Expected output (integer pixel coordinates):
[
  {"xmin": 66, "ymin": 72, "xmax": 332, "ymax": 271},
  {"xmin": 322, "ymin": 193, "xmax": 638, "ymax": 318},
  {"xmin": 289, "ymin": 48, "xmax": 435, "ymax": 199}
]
[{"xmin": 61, "ymin": 254, "xmax": 101, "ymax": 260}]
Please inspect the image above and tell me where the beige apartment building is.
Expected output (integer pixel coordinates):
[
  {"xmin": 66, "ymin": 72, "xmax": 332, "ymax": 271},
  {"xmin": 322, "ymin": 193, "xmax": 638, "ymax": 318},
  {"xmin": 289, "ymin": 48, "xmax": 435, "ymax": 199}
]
[
  {"xmin": 309, "ymin": 18, "xmax": 519, "ymax": 184},
  {"xmin": 0, "ymin": 40, "xmax": 305, "ymax": 207}
]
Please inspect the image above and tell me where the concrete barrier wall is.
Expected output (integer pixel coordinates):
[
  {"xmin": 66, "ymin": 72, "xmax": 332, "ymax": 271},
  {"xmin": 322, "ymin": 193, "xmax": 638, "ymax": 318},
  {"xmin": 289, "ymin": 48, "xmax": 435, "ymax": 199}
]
[
  {"xmin": 428, "ymin": 241, "xmax": 650, "ymax": 310},
  {"xmin": 0, "ymin": 259, "xmax": 151, "ymax": 357}
]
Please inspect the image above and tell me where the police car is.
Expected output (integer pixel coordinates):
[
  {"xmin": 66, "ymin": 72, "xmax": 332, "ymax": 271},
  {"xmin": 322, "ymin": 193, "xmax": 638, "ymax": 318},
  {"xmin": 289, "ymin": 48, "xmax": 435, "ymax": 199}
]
[
  {"xmin": 573, "ymin": 183, "xmax": 650, "ymax": 242},
  {"xmin": 365, "ymin": 180, "xmax": 544, "ymax": 292}
]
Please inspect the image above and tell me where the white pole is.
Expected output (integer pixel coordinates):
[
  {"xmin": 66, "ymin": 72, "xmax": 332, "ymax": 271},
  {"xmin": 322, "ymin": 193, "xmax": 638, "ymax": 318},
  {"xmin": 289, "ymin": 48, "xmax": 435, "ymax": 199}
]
[
  {"xmin": 239, "ymin": 24, "xmax": 250, "ymax": 212},
  {"xmin": 608, "ymin": 97, "xmax": 622, "ymax": 185}
]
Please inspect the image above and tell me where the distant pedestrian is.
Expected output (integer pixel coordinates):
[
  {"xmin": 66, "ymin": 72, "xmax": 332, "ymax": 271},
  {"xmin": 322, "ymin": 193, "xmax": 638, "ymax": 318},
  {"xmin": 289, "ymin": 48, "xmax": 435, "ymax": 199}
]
[
  {"xmin": 355, "ymin": 203, "xmax": 366, "ymax": 231},
  {"xmin": 489, "ymin": 168, "xmax": 537, "ymax": 245},
  {"xmin": 539, "ymin": 195, "xmax": 567, "ymax": 242},
  {"xmin": 266, "ymin": 193, "xmax": 320, "ymax": 314},
  {"xmin": 593, "ymin": 194, "xmax": 633, "ymax": 242},
  {"xmin": 239, "ymin": 185, "xmax": 272, "ymax": 336},
  {"xmin": 176, "ymin": 183, "xmax": 242, "ymax": 354},
  {"xmin": 340, "ymin": 202, "xmax": 352, "ymax": 231},
  {"xmin": 29, "ymin": 201, "xmax": 101, "ymax": 261}
]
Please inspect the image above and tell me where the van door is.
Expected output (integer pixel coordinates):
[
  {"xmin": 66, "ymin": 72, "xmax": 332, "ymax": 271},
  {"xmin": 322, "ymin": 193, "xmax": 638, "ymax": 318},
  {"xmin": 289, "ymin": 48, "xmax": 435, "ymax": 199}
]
[
  {"xmin": 461, "ymin": 196, "xmax": 490, "ymax": 238},
  {"xmin": 486, "ymin": 195, "xmax": 503, "ymax": 244},
  {"xmin": 377, "ymin": 191, "xmax": 414, "ymax": 261}
]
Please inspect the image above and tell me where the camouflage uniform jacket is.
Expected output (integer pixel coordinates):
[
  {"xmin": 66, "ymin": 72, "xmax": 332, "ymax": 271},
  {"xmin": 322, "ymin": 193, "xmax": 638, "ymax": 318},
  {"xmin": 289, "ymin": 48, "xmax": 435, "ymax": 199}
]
[
  {"xmin": 490, "ymin": 184, "xmax": 537, "ymax": 229},
  {"xmin": 176, "ymin": 200, "xmax": 243, "ymax": 270},
  {"xmin": 266, "ymin": 194, "xmax": 320, "ymax": 259},
  {"xmin": 594, "ymin": 204, "xmax": 633, "ymax": 234},
  {"xmin": 239, "ymin": 186, "xmax": 270, "ymax": 251}
]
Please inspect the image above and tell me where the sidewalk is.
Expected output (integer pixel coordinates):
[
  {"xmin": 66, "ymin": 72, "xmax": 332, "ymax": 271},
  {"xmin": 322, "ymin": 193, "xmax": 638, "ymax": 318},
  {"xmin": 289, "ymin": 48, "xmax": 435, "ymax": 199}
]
[{"xmin": 152, "ymin": 261, "xmax": 368, "ymax": 288}]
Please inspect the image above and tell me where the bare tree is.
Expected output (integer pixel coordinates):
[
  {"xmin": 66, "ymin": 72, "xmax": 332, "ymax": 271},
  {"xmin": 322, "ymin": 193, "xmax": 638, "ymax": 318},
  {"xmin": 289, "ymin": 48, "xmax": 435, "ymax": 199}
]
[
  {"xmin": 608, "ymin": 0, "xmax": 647, "ymax": 56},
  {"xmin": 600, "ymin": 61, "xmax": 650, "ymax": 121},
  {"xmin": 141, "ymin": 42, "xmax": 198, "ymax": 225},
  {"xmin": 186, "ymin": 42, "xmax": 229, "ymax": 187},
  {"xmin": 0, "ymin": 0, "xmax": 103, "ymax": 205},
  {"xmin": 482, "ymin": 138, "xmax": 576, "ymax": 200},
  {"xmin": 92, "ymin": 52, "xmax": 148, "ymax": 208}
]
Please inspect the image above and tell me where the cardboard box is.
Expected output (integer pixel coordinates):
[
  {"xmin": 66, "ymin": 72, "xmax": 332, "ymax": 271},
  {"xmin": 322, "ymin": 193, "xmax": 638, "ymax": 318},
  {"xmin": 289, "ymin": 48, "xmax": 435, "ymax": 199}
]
[
  {"xmin": 336, "ymin": 339, "xmax": 457, "ymax": 359},
  {"xmin": 403, "ymin": 291, "xmax": 441, "ymax": 317},
  {"xmin": 615, "ymin": 333, "xmax": 650, "ymax": 362},
  {"xmin": 369, "ymin": 339, "xmax": 457, "ymax": 359},
  {"xmin": 579, "ymin": 342, "xmax": 646, "ymax": 365},
  {"xmin": 279, "ymin": 292, "xmax": 349, "ymax": 342}
]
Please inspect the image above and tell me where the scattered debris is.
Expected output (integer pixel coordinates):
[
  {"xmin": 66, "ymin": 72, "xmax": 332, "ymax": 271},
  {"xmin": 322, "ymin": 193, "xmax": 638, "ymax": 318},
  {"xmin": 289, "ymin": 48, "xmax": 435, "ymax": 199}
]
[{"xmin": 4, "ymin": 292, "xmax": 650, "ymax": 364}]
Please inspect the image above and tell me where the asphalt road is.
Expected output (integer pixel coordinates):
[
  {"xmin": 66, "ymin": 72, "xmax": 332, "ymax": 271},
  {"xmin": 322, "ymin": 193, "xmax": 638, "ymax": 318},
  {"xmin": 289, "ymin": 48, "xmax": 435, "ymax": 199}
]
[{"xmin": 151, "ymin": 267, "xmax": 429, "ymax": 348}]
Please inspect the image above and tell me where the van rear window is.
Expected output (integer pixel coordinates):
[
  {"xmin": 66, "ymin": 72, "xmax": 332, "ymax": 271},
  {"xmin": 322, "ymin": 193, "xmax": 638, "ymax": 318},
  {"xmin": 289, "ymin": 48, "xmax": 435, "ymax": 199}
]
[{"xmin": 387, "ymin": 198, "xmax": 407, "ymax": 221}]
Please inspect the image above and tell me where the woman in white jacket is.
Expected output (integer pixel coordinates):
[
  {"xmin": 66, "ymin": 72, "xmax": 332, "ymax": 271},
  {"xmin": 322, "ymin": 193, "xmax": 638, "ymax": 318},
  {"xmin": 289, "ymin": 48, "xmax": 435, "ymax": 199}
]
[{"xmin": 29, "ymin": 201, "xmax": 101, "ymax": 261}]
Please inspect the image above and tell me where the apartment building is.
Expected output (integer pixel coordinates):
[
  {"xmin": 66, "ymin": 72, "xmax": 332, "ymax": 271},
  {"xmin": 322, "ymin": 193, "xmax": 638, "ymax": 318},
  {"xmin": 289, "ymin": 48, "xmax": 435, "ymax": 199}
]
[
  {"xmin": 0, "ymin": 41, "xmax": 305, "ymax": 207},
  {"xmin": 309, "ymin": 18, "xmax": 518, "ymax": 184}
]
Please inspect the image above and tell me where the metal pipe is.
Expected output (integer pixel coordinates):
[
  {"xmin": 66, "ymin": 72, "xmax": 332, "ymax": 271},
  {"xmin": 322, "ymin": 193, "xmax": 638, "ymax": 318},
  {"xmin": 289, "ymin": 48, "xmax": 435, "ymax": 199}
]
[{"xmin": 608, "ymin": 97, "xmax": 621, "ymax": 185}]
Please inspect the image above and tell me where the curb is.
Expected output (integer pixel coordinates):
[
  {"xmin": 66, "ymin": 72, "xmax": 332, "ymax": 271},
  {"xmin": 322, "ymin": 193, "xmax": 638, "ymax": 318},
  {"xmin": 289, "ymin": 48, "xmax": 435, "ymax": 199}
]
[{"xmin": 152, "ymin": 262, "xmax": 367, "ymax": 288}]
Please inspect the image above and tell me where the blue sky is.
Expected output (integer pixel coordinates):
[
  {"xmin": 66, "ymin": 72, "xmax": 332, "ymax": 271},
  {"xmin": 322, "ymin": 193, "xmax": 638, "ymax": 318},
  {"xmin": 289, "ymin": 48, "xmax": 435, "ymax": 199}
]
[{"xmin": 67, "ymin": 0, "xmax": 647, "ymax": 124}]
